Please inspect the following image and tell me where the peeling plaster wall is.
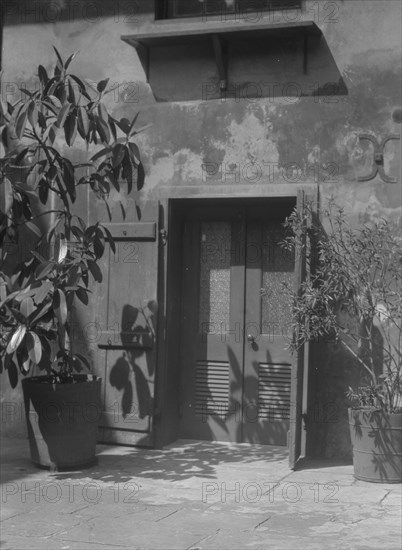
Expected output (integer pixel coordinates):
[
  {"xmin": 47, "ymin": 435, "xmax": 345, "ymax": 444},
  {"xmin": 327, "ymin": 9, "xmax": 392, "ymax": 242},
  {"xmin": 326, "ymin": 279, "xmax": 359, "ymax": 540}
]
[{"xmin": 1, "ymin": 0, "xmax": 401, "ymax": 455}]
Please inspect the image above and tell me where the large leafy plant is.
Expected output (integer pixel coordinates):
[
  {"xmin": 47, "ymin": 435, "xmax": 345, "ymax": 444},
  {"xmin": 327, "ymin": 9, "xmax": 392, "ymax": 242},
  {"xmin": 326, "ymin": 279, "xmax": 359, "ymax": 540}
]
[
  {"xmin": 0, "ymin": 48, "xmax": 148, "ymax": 384},
  {"xmin": 280, "ymin": 200, "xmax": 402, "ymax": 413}
]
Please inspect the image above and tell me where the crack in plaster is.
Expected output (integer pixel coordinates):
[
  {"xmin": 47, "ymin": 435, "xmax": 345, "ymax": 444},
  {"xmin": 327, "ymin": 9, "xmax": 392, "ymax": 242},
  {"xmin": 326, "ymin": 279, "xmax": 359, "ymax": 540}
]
[
  {"xmin": 56, "ymin": 537, "xmax": 131, "ymax": 548},
  {"xmin": 67, "ymin": 504, "xmax": 92, "ymax": 515},
  {"xmin": 187, "ymin": 528, "xmax": 220, "ymax": 550},
  {"xmin": 155, "ymin": 508, "xmax": 182, "ymax": 522},
  {"xmin": 0, "ymin": 511, "xmax": 30, "ymax": 522},
  {"xmin": 379, "ymin": 489, "xmax": 392, "ymax": 506},
  {"xmin": 254, "ymin": 516, "xmax": 271, "ymax": 530}
]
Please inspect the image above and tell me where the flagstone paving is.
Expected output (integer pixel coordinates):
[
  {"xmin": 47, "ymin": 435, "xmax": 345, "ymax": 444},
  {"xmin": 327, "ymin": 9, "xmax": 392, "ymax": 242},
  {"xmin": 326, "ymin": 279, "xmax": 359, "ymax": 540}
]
[{"xmin": 1, "ymin": 438, "xmax": 401, "ymax": 549}]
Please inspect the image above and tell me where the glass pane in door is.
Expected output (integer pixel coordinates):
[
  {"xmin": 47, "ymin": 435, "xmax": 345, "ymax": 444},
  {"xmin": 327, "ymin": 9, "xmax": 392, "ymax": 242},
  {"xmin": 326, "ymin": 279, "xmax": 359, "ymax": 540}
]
[
  {"xmin": 199, "ymin": 221, "xmax": 231, "ymax": 333},
  {"xmin": 261, "ymin": 224, "xmax": 294, "ymax": 336}
]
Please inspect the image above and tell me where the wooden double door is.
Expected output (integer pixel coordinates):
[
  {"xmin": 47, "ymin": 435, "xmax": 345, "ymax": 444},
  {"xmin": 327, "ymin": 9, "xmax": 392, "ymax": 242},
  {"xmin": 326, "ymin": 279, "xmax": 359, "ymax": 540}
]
[{"xmin": 179, "ymin": 200, "xmax": 298, "ymax": 445}]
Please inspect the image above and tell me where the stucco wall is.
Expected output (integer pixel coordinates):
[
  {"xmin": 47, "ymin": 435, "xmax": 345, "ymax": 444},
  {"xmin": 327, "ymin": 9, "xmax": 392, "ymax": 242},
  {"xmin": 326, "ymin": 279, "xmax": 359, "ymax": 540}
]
[
  {"xmin": 2, "ymin": 1, "xmax": 400, "ymax": 212},
  {"xmin": 1, "ymin": 0, "xmax": 401, "ymax": 456}
]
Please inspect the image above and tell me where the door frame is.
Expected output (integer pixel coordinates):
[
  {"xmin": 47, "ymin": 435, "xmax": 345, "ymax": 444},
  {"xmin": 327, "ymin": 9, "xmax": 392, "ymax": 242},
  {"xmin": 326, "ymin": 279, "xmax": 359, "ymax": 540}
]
[{"xmin": 156, "ymin": 185, "xmax": 318, "ymax": 467}]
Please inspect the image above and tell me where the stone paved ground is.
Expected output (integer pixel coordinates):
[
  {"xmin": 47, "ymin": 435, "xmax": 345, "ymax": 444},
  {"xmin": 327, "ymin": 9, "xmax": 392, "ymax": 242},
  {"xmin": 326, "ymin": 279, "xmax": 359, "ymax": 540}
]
[{"xmin": 1, "ymin": 438, "xmax": 401, "ymax": 550}]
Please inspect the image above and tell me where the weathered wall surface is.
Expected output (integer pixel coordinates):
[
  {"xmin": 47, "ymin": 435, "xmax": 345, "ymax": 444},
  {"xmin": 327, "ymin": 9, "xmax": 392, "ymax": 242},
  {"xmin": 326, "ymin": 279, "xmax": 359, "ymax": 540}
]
[{"xmin": 1, "ymin": 0, "xmax": 401, "ymax": 455}]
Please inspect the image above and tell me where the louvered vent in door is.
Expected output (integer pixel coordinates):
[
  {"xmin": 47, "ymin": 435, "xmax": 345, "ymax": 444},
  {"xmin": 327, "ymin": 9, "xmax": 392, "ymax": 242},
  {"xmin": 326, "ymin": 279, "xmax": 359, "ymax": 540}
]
[
  {"xmin": 195, "ymin": 360, "xmax": 230, "ymax": 418},
  {"xmin": 258, "ymin": 363, "xmax": 291, "ymax": 420}
]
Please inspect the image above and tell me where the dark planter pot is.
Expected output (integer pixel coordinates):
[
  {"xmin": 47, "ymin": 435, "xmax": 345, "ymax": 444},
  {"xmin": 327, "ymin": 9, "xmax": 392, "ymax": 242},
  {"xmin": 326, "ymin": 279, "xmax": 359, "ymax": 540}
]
[
  {"xmin": 22, "ymin": 375, "xmax": 101, "ymax": 470},
  {"xmin": 348, "ymin": 408, "xmax": 402, "ymax": 483}
]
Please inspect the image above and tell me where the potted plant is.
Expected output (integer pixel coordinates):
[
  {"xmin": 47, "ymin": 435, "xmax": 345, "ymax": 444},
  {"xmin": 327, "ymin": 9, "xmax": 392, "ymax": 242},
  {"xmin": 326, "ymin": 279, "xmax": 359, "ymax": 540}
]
[
  {"xmin": 0, "ymin": 49, "xmax": 147, "ymax": 469},
  {"xmin": 280, "ymin": 199, "xmax": 402, "ymax": 482}
]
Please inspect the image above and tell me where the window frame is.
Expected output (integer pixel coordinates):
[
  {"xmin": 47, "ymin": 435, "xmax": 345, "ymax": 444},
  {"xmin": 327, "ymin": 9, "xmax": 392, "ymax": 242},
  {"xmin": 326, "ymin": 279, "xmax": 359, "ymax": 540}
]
[{"xmin": 155, "ymin": 0, "xmax": 304, "ymax": 21}]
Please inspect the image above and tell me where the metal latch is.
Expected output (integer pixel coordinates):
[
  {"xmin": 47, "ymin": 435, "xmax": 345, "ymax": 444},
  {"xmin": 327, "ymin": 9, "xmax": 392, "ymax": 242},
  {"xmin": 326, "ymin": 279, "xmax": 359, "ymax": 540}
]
[{"xmin": 159, "ymin": 229, "xmax": 168, "ymax": 246}]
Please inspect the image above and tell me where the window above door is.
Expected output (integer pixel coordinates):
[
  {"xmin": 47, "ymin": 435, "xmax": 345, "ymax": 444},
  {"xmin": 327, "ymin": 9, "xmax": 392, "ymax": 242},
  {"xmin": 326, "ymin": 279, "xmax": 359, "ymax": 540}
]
[{"xmin": 155, "ymin": 0, "xmax": 303, "ymax": 20}]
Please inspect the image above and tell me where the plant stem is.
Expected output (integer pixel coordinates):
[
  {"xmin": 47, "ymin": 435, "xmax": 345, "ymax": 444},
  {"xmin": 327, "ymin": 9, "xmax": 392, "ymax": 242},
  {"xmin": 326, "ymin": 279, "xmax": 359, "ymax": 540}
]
[{"xmin": 339, "ymin": 334, "xmax": 377, "ymax": 385}]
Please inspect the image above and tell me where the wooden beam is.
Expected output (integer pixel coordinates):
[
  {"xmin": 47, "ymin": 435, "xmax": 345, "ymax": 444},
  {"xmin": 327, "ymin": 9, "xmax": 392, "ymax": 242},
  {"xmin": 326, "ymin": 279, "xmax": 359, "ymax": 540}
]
[
  {"xmin": 130, "ymin": 40, "xmax": 150, "ymax": 82},
  {"xmin": 212, "ymin": 34, "xmax": 228, "ymax": 91},
  {"xmin": 103, "ymin": 222, "xmax": 157, "ymax": 240},
  {"xmin": 303, "ymin": 32, "xmax": 308, "ymax": 74}
]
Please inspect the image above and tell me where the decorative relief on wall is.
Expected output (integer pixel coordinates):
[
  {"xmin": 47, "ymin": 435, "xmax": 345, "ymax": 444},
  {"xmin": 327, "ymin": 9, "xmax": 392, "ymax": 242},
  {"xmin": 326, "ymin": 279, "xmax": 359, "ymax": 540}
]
[{"xmin": 358, "ymin": 134, "xmax": 400, "ymax": 183}]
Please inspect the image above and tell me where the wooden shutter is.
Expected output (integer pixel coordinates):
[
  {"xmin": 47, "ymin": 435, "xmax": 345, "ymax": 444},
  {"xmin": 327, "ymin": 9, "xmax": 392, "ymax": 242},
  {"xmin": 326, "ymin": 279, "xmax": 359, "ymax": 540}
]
[
  {"xmin": 288, "ymin": 190, "xmax": 316, "ymax": 469},
  {"xmin": 93, "ymin": 201, "xmax": 160, "ymax": 446}
]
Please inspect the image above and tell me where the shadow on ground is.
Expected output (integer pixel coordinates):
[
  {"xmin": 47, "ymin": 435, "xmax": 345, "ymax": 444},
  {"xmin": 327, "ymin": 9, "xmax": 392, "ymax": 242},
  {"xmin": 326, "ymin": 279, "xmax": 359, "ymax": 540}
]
[
  {"xmin": 1, "ymin": 438, "xmax": 352, "ymax": 488},
  {"xmin": 48, "ymin": 440, "xmax": 289, "ymax": 484}
]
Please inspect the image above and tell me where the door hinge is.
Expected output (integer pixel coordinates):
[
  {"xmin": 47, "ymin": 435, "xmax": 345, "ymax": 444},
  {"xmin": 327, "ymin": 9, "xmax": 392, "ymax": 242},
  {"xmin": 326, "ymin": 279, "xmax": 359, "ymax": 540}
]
[
  {"xmin": 154, "ymin": 407, "xmax": 161, "ymax": 423},
  {"xmin": 159, "ymin": 228, "xmax": 168, "ymax": 246}
]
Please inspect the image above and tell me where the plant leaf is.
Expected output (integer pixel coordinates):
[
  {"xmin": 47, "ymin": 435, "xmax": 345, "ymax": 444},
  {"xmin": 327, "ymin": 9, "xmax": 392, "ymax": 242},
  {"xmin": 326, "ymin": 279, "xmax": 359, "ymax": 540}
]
[
  {"xmin": 75, "ymin": 353, "xmax": 91, "ymax": 370},
  {"xmin": 26, "ymin": 331, "xmax": 42, "ymax": 365},
  {"xmin": 76, "ymin": 287, "xmax": 89, "ymax": 305},
  {"xmin": 7, "ymin": 360, "xmax": 18, "ymax": 388},
  {"xmin": 0, "ymin": 177, "xmax": 14, "ymax": 215},
  {"xmin": 137, "ymin": 161, "xmax": 145, "ymax": 191},
  {"xmin": 54, "ymin": 235, "xmax": 68, "ymax": 263},
  {"xmin": 77, "ymin": 106, "xmax": 90, "ymax": 138},
  {"xmin": 27, "ymin": 101, "xmax": 38, "ymax": 127},
  {"xmin": 96, "ymin": 116, "xmax": 110, "ymax": 144},
  {"xmin": 64, "ymin": 111, "xmax": 78, "ymax": 146},
  {"xmin": 52, "ymin": 45, "xmax": 64, "ymax": 68},
  {"xmin": 108, "ymin": 115, "xmax": 117, "ymax": 141},
  {"xmin": 57, "ymin": 101, "xmax": 71, "ymax": 128},
  {"xmin": 6, "ymin": 325, "xmax": 27, "ymax": 354},
  {"xmin": 128, "ymin": 142, "xmax": 141, "ymax": 165},
  {"xmin": 38, "ymin": 179, "xmax": 49, "ymax": 204},
  {"xmin": 20, "ymin": 297, "xmax": 35, "ymax": 318},
  {"xmin": 28, "ymin": 301, "xmax": 52, "ymax": 324},
  {"xmin": 25, "ymin": 221, "xmax": 42, "ymax": 238},
  {"xmin": 38, "ymin": 65, "xmax": 49, "ymax": 86},
  {"xmin": 63, "ymin": 160, "xmax": 76, "ymax": 202},
  {"xmin": 102, "ymin": 225, "xmax": 116, "ymax": 254},
  {"xmin": 53, "ymin": 288, "xmax": 67, "ymax": 326},
  {"xmin": 34, "ymin": 280, "xmax": 53, "ymax": 304},
  {"xmin": 112, "ymin": 143, "xmax": 126, "ymax": 168},
  {"xmin": 90, "ymin": 147, "xmax": 110, "ymax": 163},
  {"xmin": 15, "ymin": 109, "xmax": 28, "ymax": 139},
  {"xmin": 87, "ymin": 259, "xmax": 102, "ymax": 283},
  {"xmin": 97, "ymin": 78, "xmax": 110, "ymax": 94},
  {"xmin": 115, "ymin": 117, "xmax": 131, "ymax": 135},
  {"xmin": 98, "ymin": 102, "xmax": 108, "ymax": 124},
  {"xmin": 128, "ymin": 112, "xmax": 140, "ymax": 136},
  {"xmin": 35, "ymin": 261, "xmax": 55, "ymax": 280},
  {"xmin": 64, "ymin": 51, "xmax": 79, "ymax": 71}
]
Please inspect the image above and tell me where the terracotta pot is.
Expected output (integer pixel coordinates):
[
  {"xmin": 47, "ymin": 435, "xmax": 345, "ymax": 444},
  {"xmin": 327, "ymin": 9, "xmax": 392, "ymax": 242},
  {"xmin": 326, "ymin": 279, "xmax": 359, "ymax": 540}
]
[
  {"xmin": 22, "ymin": 375, "xmax": 101, "ymax": 470},
  {"xmin": 348, "ymin": 408, "xmax": 402, "ymax": 483}
]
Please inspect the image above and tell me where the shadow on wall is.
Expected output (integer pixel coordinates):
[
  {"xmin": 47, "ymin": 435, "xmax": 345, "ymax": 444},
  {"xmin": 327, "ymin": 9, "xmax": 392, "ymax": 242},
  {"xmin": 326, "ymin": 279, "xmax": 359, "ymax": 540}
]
[
  {"xmin": 309, "ymin": 320, "xmax": 387, "ymax": 461},
  {"xmin": 148, "ymin": 30, "xmax": 348, "ymax": 102},
  {"xmin": 107, "ymin": 304, "xmax": 155, "ymax": 432}
]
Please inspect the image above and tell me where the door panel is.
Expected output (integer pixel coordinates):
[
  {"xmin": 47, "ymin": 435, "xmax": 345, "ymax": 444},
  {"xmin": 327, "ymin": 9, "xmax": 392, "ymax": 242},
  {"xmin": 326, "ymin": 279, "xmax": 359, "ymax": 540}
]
[
  {"xmin": 93, "ymin": 202, "xmax": 159, "ymax": 446},
  {"xmin": 180, "ymin": 207, "xmax": 245, "ymax": 441},
  {"xmin": 243, "ymin": 217, "xmax": 294, "ymax": 445},
  {"xmin": 179, "ymin": 200, "xmax": 297, "ymax": 446}
]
